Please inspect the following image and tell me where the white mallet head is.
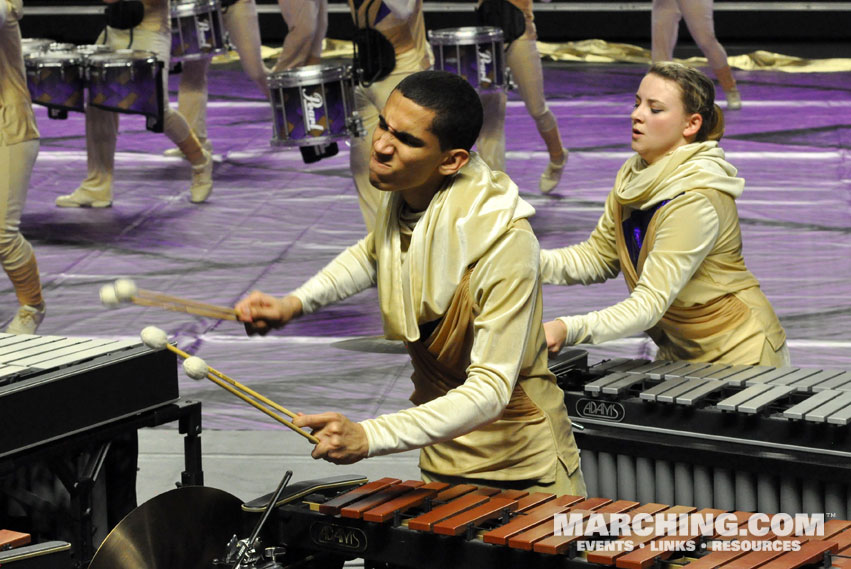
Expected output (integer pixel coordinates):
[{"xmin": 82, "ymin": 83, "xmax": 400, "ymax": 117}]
[
  {"xmin": 100, "ymin": 284, "xmax": 120, "ymax": 308},
  {"xmin": 140, "ymin": 326, "xmax": 169, "ymax": 350},
  {"xmin": 114, "ymin": 278, "xmax": 138, "ymax": 301},
  {"xmin": 183, "ymin": 356, "xmax": 209, "ymax": 381}
]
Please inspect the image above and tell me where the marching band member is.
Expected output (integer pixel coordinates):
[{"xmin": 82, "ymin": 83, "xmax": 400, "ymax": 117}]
[
  {"xmin": 476, "ymin": 0, "xmax": 569, "ymax": 193},
  {"xmin": 57, "ymin": 0, "xmax": 213, "ymax": 207},
  {"xmin": 165, "ymin": 0, "xmax": 270, "ymax": 161},
  {"xmin": 236, "ymin": 71, "xmax": 585, "ymax": 496},
  {"xmin": 541, "ymin": 62, "xmax": 786, "ymax": 365},
  {"xmin": 0, "ymin": 0, "xmax": 46, "ymax": 333}
]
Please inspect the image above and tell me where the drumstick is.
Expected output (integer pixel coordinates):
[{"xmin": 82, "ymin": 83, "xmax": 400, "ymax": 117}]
[
  {"xmin": 100, "ymin": 279, "xmax": 238, "ymax": 321},
  {"xmin": 129, "ymin": 295, "xmax": 238, "ymax": 320},
  {"xmin": 140, "ymin": 326, "xmax": 319, "ymax": 445}
]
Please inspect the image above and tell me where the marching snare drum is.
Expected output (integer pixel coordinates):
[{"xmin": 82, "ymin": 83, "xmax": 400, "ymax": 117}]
[
  {"xmin": 25, "ymin": 50, "xmax": 86, "ymax": 119},
  {"xmin": 75, "ymin": 44, "xmax": 115, "ymax": 58},
  {"xmin": 86, "ymin": 50, "xmax": 165, "ymax": 132},
  {"xmin": 21, "ymin": 38, "xmax": 52, "ymax": 56},
  {"xmin": 268, "ymin": 64, "xmax": 364, "ymax": 147},
  {"xmin": 170, "ymin": 0, "xmax": 228, "ymax": 61},
  {"xmin": 428, "ymin": 26, "xmax": 506, "ymax": 92},
  {"xmin": 47, "ymin": 42, "xmax": 76, "ymax": 52}
]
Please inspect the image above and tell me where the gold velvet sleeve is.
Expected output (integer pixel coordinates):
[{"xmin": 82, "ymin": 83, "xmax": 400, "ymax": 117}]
[
  {"xmin": 560, "ymin": 192, "xmax": 720, "ymax": 346},
  {"xmin": 360, "ymin": 222, "xmax": 541, "ymax": 456},
  {"xmin": 290, "ymin": 234, "xmax": 378, "ymax": 314},
  {"xmin": 540, "ymin": 191, "xmax": 621, "ymax": 286}
]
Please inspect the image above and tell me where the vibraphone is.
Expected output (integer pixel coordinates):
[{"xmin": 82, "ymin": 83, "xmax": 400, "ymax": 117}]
[
  {"xmin": 548, "ymin": 351, "xmax": 851, "ymax": 520},
  {"xmin": 246, "ymin": 476, "xmax": 851, "ymax": 569},
  {"xmin": 0, "ymin": 332, "xmax": 203, "ymax": 566}
]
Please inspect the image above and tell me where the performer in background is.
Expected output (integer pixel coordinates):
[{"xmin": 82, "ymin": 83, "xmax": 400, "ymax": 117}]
[
  {"xmin": 651, "ymin": 0, "xmax": 741, "ymax": 110},
  {"xmin": 165, "ymin": 0, "xmax": 270, "ymax": 159},
  {"xmin": 236, "ymin": 71, "xmax": 585, "ymax": 496},
  {"xmin": 347, "ymin": 0, "xmax": 432, "ymax": 232},
  {"xmin": 273, "ymin": 0, "xmax": 327, "ymax": 70},
  {"xmin": 476, "ymin": 0, "xmax": 568, "ymax": 193},
  {"xmin": 541, "ymin": 62, "xmax": 786, "ymax": 365},
  {"xmin": 0, "ymin": 0, "xmax": 46, "ymax": 334},
  {"xmin": 57, "ymin": 0, "xmax": 213, "ymax": 207}
]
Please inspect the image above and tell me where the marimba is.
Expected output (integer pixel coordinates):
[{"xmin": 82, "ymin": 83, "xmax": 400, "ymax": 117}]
[
  {"xmin": 548, "ymin": 352, "xmax": 851, "ymax": 520},
  {"xmin": 245, "ymin": 476, "xmax": 851, "ymax": 569}
]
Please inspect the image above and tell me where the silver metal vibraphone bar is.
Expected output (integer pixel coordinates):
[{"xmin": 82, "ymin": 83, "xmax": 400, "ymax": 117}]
[{"xmin": 550, "ymin": 352, "xmax": 851, "ymax": 519}]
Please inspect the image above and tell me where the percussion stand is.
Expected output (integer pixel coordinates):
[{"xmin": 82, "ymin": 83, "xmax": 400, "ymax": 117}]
[{"xmin": 218, "ymin": 470, "xmax": 293, "ymax": 569}]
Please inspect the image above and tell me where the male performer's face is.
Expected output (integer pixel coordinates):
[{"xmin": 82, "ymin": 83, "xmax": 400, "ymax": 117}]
[
  {"xmin": 369, "ymin": 90, "xmax": 456, "ymax": 208},
  {"xmin": 630, "ymin": 73, "xmax": 701, "ymax": 165}
]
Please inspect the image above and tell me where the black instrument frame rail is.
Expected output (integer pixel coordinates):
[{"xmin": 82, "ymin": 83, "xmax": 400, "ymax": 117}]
[
  {"xmin": 0, "ymin": 343, "xmax": 179, "ymax": 459},
  {"xmin": 259, "ymin": 500, "xmax": 609, "ymax": 569},
  {"xmin": 0, "ymin": 399, "xmax": 203, "ymax": 568}
]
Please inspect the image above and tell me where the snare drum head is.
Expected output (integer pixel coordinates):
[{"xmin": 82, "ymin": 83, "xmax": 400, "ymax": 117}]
[
  {"xmin": 21, "ymin": 38, "xmax": 52, "ymax": 56},
  {"xmin": 171, "ymin": 0, "xmax": 221, "ymax": 16},
  {"xmin": 48, "ymin": 42, "xmax": 76, "ymax": 52},
  {"xmin": 268, "ymin": 64, "xmax": 350, "ymax": 89},
  {"xmin": 76, "ymin": 44, "xmax": 115, "ymax": 57},
  {"xmin": 88, "ymin": 50, "xmax": 157, "ymax": 65},
  {"xmin": 428, "ymin": 26, "xmax": 504, "ymax": 45},
  {"xmin": 27, "ymin": 51, "xmax": 83, "ymax": 66}
]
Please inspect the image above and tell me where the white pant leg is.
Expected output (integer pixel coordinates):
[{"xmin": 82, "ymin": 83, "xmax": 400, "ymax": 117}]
[
  {"xmin": 505, "ymin": 17, "xmax": 557, "ymax": 135},
  {"xmin": 225, "ymin": 0, "xmax": 269, "ymax": 97},
  {"xmin": 0, "ymin": 139, "xmax": 37, "ymax": 271},
  {"xmin": 651, "ymin": 0, "xmax": 682, "ymax": 62},
  {"xmin": 476, "ymin": 90, "xmax": 506, "ymax": 172},
  {"xmin": 176, "ymin": 58, "xmax": 210, "ymax": 139},
  {"xmin": 678, "ymin": 0, "xmax": 728, "ymax": 69},
  {"xmin": 275, "ymin": 0, "xmax": 326, "ymax": 71},
  {"xmin": 85, "ymin": 26, "xmax": 193, "ymax": 191}
]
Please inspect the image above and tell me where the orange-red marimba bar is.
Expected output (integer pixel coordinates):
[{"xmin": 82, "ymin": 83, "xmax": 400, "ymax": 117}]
[{"xmin": 288, "ymin": 477, "xmax": 851, "ymax": 569}]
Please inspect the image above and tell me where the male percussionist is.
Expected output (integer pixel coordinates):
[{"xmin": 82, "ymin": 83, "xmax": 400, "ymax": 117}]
[{"xmin": 236, "ymin": 70, "xmax": 585, "ymax": 496}]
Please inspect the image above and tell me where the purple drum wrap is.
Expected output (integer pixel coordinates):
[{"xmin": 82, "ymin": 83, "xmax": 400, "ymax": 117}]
[
  {"xmin": 25, "ymin": 60, "xmax": 85, "ymax": 112},
  {"xmin": 434, "ymin": 42, "xmax": 503, "ymax": 91},
  {"xmin": 171, "ymin": 8, "xmax": 225, "ymax": 59},
  {"xmin": 274, "ymin": 81, "xmax": 347, "ymax": 144},
  {"xmin": 89, "ymin": 59, "xmax": 162, "ymax": 117}
]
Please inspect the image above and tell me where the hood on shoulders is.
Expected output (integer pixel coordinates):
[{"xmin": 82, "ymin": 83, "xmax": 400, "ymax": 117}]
[{"xmin": 614, "ymin": 141, "xmax": 745, "ymax": 210}]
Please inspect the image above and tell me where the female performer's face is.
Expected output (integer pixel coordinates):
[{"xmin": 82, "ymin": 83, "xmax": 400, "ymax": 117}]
[{"xmin": 630, "ymin": 73, "xmax": 701, "ymax": 164}]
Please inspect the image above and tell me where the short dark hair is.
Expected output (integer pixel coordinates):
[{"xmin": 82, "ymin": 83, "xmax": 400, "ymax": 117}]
[{"xmin": 394, "ymin": 70, "xmax": 483, "ymax": 151}]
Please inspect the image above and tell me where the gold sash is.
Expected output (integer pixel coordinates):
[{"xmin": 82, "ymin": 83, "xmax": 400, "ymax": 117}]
[{"xmin": 407, "ymin": 268, "xmax": 542, "ymax": 421}]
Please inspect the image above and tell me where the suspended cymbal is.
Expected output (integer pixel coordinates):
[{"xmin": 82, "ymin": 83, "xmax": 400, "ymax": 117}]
[
  {"xmin": 89, "ymin": 486, "xmax": 243, "ymax": 569},
  {"xmin": 330, "ymin": 335, "xmax": 408, "ymax": 354}
]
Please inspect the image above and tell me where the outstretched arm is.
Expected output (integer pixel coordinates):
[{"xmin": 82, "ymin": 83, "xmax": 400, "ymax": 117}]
[
  {"xmin": 539, "ymin": 192, "xmax": 622, "ymax": 286},
  {"xmin": 547, "ymin": 192, "xmax": 721, "ymax": 352}
]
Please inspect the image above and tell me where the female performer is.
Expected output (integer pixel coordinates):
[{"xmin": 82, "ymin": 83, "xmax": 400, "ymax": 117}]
[
  {"xmin": 541, "ymin": 62, "xmax": 787, "ymax": 365},
  {"xmin": 0, "ymin": 0, "xmax": 46, "ymax": 333}
]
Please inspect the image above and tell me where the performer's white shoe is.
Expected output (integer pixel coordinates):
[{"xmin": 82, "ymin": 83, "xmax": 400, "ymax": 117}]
[
  {"xmin": 55, "ymin": 187, "xmax": 113, "ymax": 208},
  {"xmin": 190, "ymin": 149, "xmax": 214, "ymax": 203},
  {"xmin": 726, "ymin": 89, "xmax": 742, "ymax": 110},
  {"xmin": 540, "ymin": 148, "xmax": 569, "ymax": 194},
  {"xmin": 6, "ymin": 304, "xmax": 46, "ymax": 335},
  {"xmin": 164, "ymin": 139, "xmax": 213, "ymax": 159}
]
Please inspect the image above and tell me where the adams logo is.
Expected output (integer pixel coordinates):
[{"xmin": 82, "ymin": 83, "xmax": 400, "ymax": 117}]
[
  {"xmin": 310, "ymin": 522, "xmax": 367, "ymax": 553},
  {"xmin": 576, "ymin": 398, "xmax": 625, "ymax": 422}
]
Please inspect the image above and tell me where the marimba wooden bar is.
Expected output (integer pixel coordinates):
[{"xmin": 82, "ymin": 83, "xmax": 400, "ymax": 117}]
[{"xmin": 251, "ymin": 477, "xmax": 851, "ymax": 569}]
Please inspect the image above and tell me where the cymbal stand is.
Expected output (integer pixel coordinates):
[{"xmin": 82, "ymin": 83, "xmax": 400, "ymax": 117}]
[{"xmin": 221, "ymin": 470, "xmax": 293, "ymax": 569}]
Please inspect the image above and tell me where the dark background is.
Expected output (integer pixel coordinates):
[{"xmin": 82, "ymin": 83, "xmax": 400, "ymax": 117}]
[{"xmin": 19, "ymin": 1, "xmax": 851, "ymax": 60}]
